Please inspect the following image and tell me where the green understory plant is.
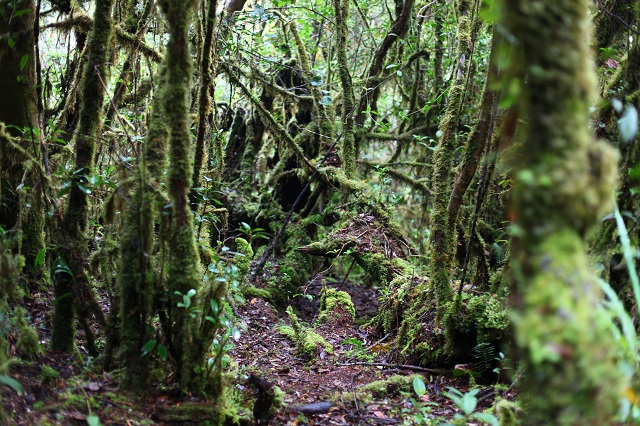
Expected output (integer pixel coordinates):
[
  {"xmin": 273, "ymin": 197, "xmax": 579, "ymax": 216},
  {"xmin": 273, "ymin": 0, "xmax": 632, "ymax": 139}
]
[{"xmin": 442, "ymin": 386, "xmax": 498, "ymax": 426}]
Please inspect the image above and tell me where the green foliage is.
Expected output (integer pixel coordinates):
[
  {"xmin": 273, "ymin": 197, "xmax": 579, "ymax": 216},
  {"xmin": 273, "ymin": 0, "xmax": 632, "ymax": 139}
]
[{"xmin": 443, "ymin": 387, "xmax": 498, "ymax": 426}]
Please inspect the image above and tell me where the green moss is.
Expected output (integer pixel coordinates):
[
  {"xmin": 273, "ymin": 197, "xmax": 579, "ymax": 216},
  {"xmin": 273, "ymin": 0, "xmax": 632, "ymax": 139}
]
[
  {"xmin": 300, "ymin": 330, "xmax": 333, "ymax": 358},
  {"xmin": 467, "ymin": 294, "xmax": 509, "ymax": 341},
  {"xmin": 317, "ymin": 288, "xmax": 355, "ymax": 324},
  {"xmin": 270, "ymin": 385, "xmax": 285, "ymax": 417},
  {"xmin": 40, "ymin": 365, "xmax": 60, "ymax": 384},
  {"xmin": 343, "ymin": 374, "xmax": 424, "ymax": 403},
  {"xmin": 278, "ymin": 325, "xmax": 296, "ymax": 340},
  {"xmin": 234, "ymin": 238, "xmax": 253, "ymax": 277},
  {"xmin": 243, "ymin": 285, "xmax": 273, "ymax": 301},
  {"xmin": 358, "ymin": 253, "xmax": 391, "ymax": 285},
  {"xmin": 282, "ymin": 307, "xmax": 333, "ymax": 359},
  {"xmin": 495, "ymin": 399, "xmax": 521, "ymax": 426},
  {"xmin": 17, "ymin": 324, "xmax": 42, "ymax": 358}
]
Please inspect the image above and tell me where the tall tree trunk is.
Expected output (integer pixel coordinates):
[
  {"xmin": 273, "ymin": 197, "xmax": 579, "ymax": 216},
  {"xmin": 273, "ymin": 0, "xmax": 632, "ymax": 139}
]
[
  {"xmin": 0, "ymin": 0, "xmax": 46, "ymax": 279},
  {"xmin": 51, "ymin": 0, "xmax": 113, "ymax": 352},
  {"xmin": 162, "ymin": 0, "xmax": 202, "ymax": 391},
  {"xmin": 505, "ymin": 1, "xmax": 626, "ymax": 423},
  {"xmin": 427, "ymin": 0, "xmax": 473, "ymax": 308}
]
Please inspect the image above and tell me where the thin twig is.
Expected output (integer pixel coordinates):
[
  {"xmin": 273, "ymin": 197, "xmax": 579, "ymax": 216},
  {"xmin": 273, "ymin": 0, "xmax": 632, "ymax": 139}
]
[{"xmin": 339, "ymin": 362, "xmax": 448, "ymax": 374}]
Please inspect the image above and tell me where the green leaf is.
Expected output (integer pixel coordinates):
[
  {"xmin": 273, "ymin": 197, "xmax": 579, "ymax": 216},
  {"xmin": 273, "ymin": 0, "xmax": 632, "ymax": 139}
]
[
  {"xmin": 413, "ymin": 376, "xmax": 427, "ymax": 396},
  {"xmin": 0, "ymin": 374, "xmax": 24, "ymax": 394},
  {"xmin": 157, "ymin": 344, "xmax": 168, "ymax": 360},
  {"xmin": 12, "ymin": 9, "xmax": 31, "ymax": 19},
  {"xmin": 53, "ymin": 256, "xmax": 73, "ymax": 276},
  {"xmin": 231, "ymin": 327, "xmax": 241, "ymax": 341},
  {"xmin": 319, "ymin": 95, "xmax": 332, "ymax": 106},
  {"xmin": 461, "ymin": 392, "xmax": 477, "ymax": 415},
  {"xmin": 34, "ymin": 247, "xmax": 46, "ymax": 268},
  {"xmin": 472, "ymin": 412, "xmax": 498, "ymax": 426},
  {"xmin": 86, "ymin": 414, "xmax": 101, "ymax": 426},
  {"xmin": 310, "ymin": 75, "xmax": 322, "ymax": 86},
  {"xmin": 7, "ymin": 38, "xmax": 15, "ymax": 49},
  {"xmin": 19, "ymin": 54, "xmax": 28, "ymax": 71},
  {"xmin": 141, "ymin": 339, "xmax": 157, "ymax": 356},
  {"xmin": 77, "ymin": 184, "xmax": 92, "ymax": 194}
]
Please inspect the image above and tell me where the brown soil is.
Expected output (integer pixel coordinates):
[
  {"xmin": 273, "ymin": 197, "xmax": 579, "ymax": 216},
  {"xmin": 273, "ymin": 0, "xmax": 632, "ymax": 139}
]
[{"xmin": 1, "ymin": 279, "xmax": 508, "ymax": 425}]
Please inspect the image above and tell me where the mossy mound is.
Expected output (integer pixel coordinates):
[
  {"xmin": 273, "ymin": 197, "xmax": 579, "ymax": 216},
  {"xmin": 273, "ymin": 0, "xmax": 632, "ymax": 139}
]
[{"xmin": 317, "ymin": 288, "xmax": 355, "ymax": 324}]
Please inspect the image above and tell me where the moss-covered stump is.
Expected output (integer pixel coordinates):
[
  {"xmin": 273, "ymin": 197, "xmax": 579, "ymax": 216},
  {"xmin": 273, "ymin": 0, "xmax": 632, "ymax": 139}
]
[
  {"xmin": 317, "ymin": 288, "xmax": 355, "ymax": 325},
  {"xmin": 372, "ymin": 271, "xmax": 509, "ymax": 367}
]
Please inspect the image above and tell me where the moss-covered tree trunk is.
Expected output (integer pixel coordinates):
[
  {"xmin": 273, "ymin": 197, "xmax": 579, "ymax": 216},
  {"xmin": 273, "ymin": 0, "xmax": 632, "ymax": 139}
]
[
  {"xmin": 427, "ymin": 0, "xmax": 472, "ymax": 307},
  {"xmin": 51, "ymin": 0, "xmax": 113, "ymax": 352},
  {"xmin": 332, "ymin": 0, "xmax": 356, "ymax": 177},
  {"xmin": 0, "ymin": 0, "xmax": 45, "ymax": 279},
  {"xmin": 162, "ymin": 0, "xmax": 202, "ymax": 391},
  {"xmin": 505, "ymin": 1, "xmax": 626, "ymax": 423},
  {"xmin": 116, "ymin": 75, "xmax": 169, "ymax": 388}
]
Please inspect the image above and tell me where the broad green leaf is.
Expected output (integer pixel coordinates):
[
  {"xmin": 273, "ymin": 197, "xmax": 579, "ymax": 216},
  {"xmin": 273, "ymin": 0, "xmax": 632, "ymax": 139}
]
[
  {"xmin": 319, "ymin": 95, "xmax": 332, "ymax": 106},
  {"xmin": 472, "ymin": 412, "xmax": 498, "ymax": 426},
  {"xmin": 20, "ymin": 55, "xmax": 28, "ymax": 71},
  {"xmin": 54, "ymin": 257, "xmax": 73, "ymax": 276},
  {"xmin": 12, "ymin": 9, "xmax": 31, "ymax": 19},
  {"xmin": 77, "ymin": 184, "xmax": 92, "ymax": 194},
  {"xmin": 612, "ymin": 98, "xmax": 623, "ymax": 114},
  {"xmin": 86, "ymin": 414, "xmax": 101, "ymax": 426},
  {"xmin": 141, "ymin": 339, "xmax": 157, "ymax": 356},
  {"xmin": 7, "ymin": 38, "xmax": 15, "ymax": 49},
  {"xmin": 412, "ymin": 376, "xmax": 426, "ymax": 396},
  {"xmin": 157, "ymin": 344, "xmax": 168, "ymax": 360},
  {"xmin": 0, "ymin": 374, "xmax": 23, "ymax": 394},
  {"xmin": 34, "ymin": 248, "xmax": 46, "ymax": 268}
]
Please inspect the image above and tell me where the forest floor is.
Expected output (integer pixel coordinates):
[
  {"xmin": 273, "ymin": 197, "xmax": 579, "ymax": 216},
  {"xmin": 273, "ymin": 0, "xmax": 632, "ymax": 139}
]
[{"xmin": 1, "ymin": 275, "xmax": 508, "ymax": 425}]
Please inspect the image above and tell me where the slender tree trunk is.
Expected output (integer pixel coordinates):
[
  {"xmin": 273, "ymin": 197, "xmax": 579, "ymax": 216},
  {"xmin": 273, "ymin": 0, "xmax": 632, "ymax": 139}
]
[
  {"xmin": 505, "ymin": 1, "xmax": 626, "ymax": 423},
  {"xmin": 162, "ymin": 0, "xmax": 202, "ymax": 390},
  {"xmin": 332, "ymin": 0, "xmax": 356, "ymax": 177},
  {"xmin": 427, "ymin": 0, "xmax": 473, "ymax": 308},
  {"xmin": 51, "ymin": 0, "xmax": 113, "ymax": 352}
]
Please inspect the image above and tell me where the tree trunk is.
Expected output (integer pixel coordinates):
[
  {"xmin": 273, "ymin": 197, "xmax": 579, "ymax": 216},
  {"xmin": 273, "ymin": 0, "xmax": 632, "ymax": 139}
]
[
  {"xmin": 51, "ymin": 0, "xmax": 113, "ymax": 352},
  {"xmin": 505, "ymin": 0, "xmax": 626, "ymax": 423},
  {"xmin": 0, "ymin": 0, "xmax": 46, "ymax": 279}
]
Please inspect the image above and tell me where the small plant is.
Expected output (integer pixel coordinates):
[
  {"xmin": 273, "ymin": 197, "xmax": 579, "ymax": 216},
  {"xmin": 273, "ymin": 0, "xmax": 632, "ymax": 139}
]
[
  {"xmin": 442, "ymin": 387, "xmax": 498, "ymax": 425},
  {"xmin": 342, "ymin": 338, "xmax": 374, "ymax": 362},
  {"xmin": 399, "ymin": 376, "xmax": 437, "ymax": 424},
  {"xmin": 237, "ymin": 222, "xmax": 270, "ymax": 244}
]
